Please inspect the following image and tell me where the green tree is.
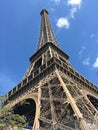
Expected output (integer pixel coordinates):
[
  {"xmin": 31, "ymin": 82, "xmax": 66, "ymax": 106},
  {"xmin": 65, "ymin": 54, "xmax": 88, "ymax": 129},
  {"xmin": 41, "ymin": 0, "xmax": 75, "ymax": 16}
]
[{"xmin": 0, "ymin": 107, "xmax": 26, "ymax": 130}]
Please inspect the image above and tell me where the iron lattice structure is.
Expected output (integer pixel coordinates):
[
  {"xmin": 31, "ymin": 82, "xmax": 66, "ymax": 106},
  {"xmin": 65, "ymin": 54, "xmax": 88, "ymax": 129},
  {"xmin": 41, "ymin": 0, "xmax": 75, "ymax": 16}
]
[{"xmin": 4, "ymin": 9, "xmax": 98, "ymax": 130}]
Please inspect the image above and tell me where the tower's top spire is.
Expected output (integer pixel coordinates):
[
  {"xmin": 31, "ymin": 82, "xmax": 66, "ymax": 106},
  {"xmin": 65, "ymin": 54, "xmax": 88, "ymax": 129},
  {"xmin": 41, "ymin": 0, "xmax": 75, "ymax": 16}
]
[
  {"xmin": 36, "ymin": 9, "xmax": 59, "ymax": 51},
  {"xmin": 40, "ymin": 9, "xmax": 48, "ymax": 15}
]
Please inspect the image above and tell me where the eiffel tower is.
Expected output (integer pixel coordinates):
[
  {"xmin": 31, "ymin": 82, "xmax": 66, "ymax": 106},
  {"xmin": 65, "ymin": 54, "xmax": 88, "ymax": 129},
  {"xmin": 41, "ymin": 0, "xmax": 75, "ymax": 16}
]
[{"xmin": 4, "ymin": 9, "xmax": 98, "ymax": 130}]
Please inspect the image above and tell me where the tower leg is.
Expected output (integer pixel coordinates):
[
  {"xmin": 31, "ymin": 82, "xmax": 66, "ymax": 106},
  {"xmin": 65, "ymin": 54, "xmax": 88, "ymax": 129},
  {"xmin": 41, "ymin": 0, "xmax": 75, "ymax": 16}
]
[{"xmin": 55, "ymin": 70, "xmax": 90, "ymax": 130}]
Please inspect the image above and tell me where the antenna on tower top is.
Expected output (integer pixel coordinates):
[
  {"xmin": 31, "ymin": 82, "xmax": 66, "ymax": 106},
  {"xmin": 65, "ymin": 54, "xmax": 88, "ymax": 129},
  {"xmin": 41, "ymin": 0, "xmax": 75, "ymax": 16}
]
[{"xmin": 40, "ymin": 9, "xmax": 48, "ymax": 15}]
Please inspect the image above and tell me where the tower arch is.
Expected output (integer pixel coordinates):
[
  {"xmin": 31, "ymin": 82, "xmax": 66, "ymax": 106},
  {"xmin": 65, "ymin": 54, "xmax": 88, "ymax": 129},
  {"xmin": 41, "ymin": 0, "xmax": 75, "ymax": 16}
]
[
  {"xmin": 13, "ymin": 98, "xmax": 36, "ymax": 129},
  {"xmin": 9, "ymin": 93, "xmax": 40, "ymax": 130}
]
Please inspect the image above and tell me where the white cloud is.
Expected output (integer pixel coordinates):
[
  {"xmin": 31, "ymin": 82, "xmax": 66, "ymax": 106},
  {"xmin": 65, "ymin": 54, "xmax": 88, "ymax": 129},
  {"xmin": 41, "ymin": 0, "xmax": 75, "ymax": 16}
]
[
  {"xmin": 67, "ymin": 0, "xmax": 82, "ymax": 23},
  {"xmin": 68, "ymin": 0, "xmax": 82, "ymax": 7},
  {"xmin": 83, "ymin": 57, "xmax": 90, "ymax": 66},
  {"xmin": 79, "ymin": 46, "xmax": 86, "ymax": 56},
  {"xmin": 50, "ymin": 0, "xmax": 61, "ymax": 4},
  {"xmin": 93, "ymin": 58, "xmax": 98, "ymax": 68},
  {"xmin": 56, "ymin": 17, "xmax": 70, "ymax": 29},
  {"xmin": 55, "ymin": 0, "xmax": 83, "ymax": 29},
  {"xmin": 70, "ymin": 7, "xmax": 77, "ymax": 18}
]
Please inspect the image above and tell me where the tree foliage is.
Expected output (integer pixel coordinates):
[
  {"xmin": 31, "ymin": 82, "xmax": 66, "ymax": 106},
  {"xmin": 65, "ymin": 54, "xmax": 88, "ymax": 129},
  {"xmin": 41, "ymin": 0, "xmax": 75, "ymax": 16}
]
[{"xmin": 0, "ymin": 107, "xmax": 26, "ymax": 130}]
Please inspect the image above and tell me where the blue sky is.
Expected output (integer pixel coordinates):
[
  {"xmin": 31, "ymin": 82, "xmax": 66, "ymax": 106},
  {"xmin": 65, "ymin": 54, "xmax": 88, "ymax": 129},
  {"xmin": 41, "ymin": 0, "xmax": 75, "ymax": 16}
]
[{"xmin": 0, "ymin": 0, "xmax": 98, "ymax": 95}]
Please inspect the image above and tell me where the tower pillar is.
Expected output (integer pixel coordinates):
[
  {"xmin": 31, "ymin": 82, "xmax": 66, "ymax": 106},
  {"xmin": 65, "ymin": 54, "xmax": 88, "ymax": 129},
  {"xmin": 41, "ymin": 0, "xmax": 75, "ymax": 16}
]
[{"xmin": 55, "ymin": 69, "xmax": 90, "ymax": 130}]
